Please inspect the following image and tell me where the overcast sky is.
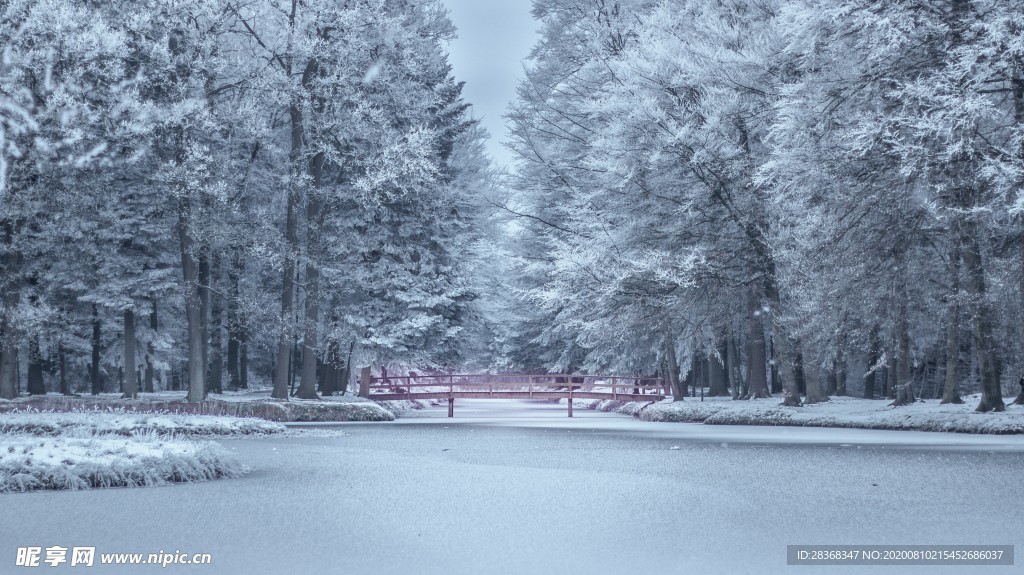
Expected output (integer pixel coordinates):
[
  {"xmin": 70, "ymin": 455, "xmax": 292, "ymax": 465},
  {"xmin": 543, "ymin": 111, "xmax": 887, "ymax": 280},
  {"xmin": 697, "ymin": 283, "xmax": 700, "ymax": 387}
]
[{"xmin": 441, "ymin": 0, "xmax": 538, "ymax": 168}]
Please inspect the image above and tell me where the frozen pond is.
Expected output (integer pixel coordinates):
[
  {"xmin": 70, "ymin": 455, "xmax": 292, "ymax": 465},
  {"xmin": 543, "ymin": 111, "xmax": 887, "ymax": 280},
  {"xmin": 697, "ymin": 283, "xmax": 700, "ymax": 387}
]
[{"xmin": 3, "ymin": 400, "xmax": 1021, "ymax": 574}]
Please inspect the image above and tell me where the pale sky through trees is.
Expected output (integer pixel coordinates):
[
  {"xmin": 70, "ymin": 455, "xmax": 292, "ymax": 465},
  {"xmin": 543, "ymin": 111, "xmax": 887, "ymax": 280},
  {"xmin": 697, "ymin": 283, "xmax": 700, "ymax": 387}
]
[{"xmin": 441, "ymin": 0, "xmax": 537, "ymax": 168}]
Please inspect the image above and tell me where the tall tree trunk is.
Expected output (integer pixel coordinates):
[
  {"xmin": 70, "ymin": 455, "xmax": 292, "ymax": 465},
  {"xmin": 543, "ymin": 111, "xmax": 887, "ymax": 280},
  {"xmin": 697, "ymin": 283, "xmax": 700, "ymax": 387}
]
[
  {"xmin": 144, "ymin": 300, "xmax": 157, "ymax": 393},
  {"xmin": 123, "ymin": 308, "xmax": 137, "ymax": 399},
  {"xmin": 893, "ymin": 277, "xmax": 916, "ymax": 406},
  {"xmin": 864, "ymin": 327, "xmax": 879, "ymax": 398},
  {"xmin": 1014, "ymin": 28, "xmax": 1024, "ymax": 406},
  {"xmin": 179, "ymin": 192, "xmax": 206, "ymax": 403},
  {"xmin": 297, "ymin": 152, "xmax": 325, "ymax": 400},
  {"xmin": 942, "ymin": 238, "xmax": 963, "ymax": 404},
  {"xmin": 835, "ymin": 344, "xmax": 848, "ymax": 396},
  {"xmin": 273, "ymin": 101, "xmax": 304, "ymax": 400},
  {"xmin": 58, "ymin": 343, "xmax": 69, "ymax": 395},
  {"xmin": 664, "ymin": 332, "xmax": 684, "ymax": 401},
  {"xmin": 339, "ymin": 340, "xmax": 354, "ymax": 396},
  {"xmin": 227, "ymin": 248, "xmax": 243, "ymax": 390},
  {"xmin": 708, "ymin": 338, "xmax": 729, "ymax": 396},
  {"xmin": 793, "ymin": 344, "xmax": 807, "ymax": 396},
  {"xmin": 321, "ymin": 336, "xmax": 340, "ymax": 396},
  {"xmin": 90, "ymin": 304, "xmax": 102, "ymax": 395},
  {"xmin": 240, "ymin": 331, "xmax": 249, "ymax": 390},
  {"xmin": 744, "ymin": 287, "xmax": 770, "ymax": 399},
  {"xmin": 961, "ymin": 226, "xmax": 1005, "ymax": 412},
  {"xmin": 803, "ymin": 349, "xmax": 827, "ymax": 404},
  {"xmin": 774, "ymin": 332, "xmax": 803, "ymax": 406},
  {"xmin": 727, "ymin": 334, "xmax": 740, "ymax": 399},
  {"xmin": 208, "ymin": 254, "xmax": 223, "ymax": 394},
  {"xmin": 26, "ymin": 335, "xmax": 44, "ymax": 395},
  {"xmin": 0, "ymin": 223, "xmax": 19, "ymax": 400},
  {"xmin": 825, "ymin": 363, "xmax": 838, "ymax": 396},
  {"xmin": 198, "ymin": 248, "xmax": 213, "ymax": 393},
  {"xmin": 769, "ymin": 335, "xmax": 781, "ymax": 394},
  {"xmin": 884, "ymin": 343, "xmax": 896, "ymax": 399}
]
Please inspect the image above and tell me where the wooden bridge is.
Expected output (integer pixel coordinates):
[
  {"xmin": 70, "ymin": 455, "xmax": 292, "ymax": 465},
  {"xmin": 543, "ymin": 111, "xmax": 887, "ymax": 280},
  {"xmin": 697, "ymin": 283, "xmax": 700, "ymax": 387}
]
[{"xmin": 359, "ymin": 373, "xmax": 669, "ymax": 417}]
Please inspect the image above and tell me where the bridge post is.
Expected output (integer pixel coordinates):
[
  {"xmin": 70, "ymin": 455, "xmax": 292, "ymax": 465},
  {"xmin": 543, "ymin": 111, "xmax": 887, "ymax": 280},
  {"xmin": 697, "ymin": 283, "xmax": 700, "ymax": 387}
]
[
  {"xmin": 358, "ymin": 366, "xmax": 371, "ymax": 398},
  {"xmin": 568, "ymin": 383, "xmax": 573, "ymax": 418},
  {"xmin": 448, "ymin": 396, "xmax": 454, "ymax": 418}
]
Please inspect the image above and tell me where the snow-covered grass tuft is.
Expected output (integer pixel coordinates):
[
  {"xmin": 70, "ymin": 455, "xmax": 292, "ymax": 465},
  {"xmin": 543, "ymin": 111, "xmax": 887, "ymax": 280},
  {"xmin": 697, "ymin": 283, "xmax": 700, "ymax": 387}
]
[
  {"xmin": 593, "ymin": 395, "xmax": 1024, "ymax": 434},
  {"xmin": 375, "ymin": 399, "xmax": 429, "ymax": 416},
  {"xmin": 0, "ymin": 410, "xmax": 285, "ymax": 438},
  {"xmin": 0, "ymin": 435, "xmax": 247, "ymax": 493}
]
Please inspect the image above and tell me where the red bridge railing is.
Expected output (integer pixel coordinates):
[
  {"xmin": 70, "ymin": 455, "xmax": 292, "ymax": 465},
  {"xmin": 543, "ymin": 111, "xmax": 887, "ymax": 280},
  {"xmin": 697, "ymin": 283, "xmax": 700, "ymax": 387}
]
[{"xmin": 360, "ymin": 373, "xmax": 668, "ymax": 417}]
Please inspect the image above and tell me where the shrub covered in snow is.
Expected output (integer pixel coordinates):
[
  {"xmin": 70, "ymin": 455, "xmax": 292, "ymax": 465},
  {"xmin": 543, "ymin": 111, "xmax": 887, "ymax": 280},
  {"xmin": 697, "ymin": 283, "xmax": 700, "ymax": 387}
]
[
  {"xmin": 0, "ymin": 436, "xmax": 247, "ymax": 492},
  {"xmin": 0, "ymin": 411, "xmax": 286, "ymax": 438},
  {"xmin": 588, "ymin": 395, "xmax": 1024, "ymax": 434}
]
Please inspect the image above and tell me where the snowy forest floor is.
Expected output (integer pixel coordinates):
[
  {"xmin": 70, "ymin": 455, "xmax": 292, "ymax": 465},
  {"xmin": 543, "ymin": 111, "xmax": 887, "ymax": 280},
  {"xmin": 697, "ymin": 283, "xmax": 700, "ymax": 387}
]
[
  {"xmin": 0, "ymin": 389, "xmax": 395, "ymax": 422},
  {"xmin": 0, "ymin": 411, "xmax": 264, "ymax": 492},
  {"xmin": 575, "ymin": 394, "xmax": 1024, "ymax": 434}
]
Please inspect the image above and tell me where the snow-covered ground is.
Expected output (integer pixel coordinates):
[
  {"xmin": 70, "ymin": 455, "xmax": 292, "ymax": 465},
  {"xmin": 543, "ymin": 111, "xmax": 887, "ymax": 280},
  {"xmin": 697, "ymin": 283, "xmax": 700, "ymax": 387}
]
[
  {"xmin": 1, "ymin": 391, "xmax": 395, "ymax": 422},
  {"xmin": 0, "ymin": 410, "xmax": 269, "ymax": 492},
  {"xmin": 3, "ymin": 400, "xmax": 1019, "ymax": 574},
  {"xmin": 0, "ymin": 435, "xmax": 245, "ymax": 492},
  {"xmin": 0, "ymin": 411, "xmax": 285, "ymax": 437},
  {"xmin": 570, "ymin": 394, "xmax": 1024, "ymax": 434}
]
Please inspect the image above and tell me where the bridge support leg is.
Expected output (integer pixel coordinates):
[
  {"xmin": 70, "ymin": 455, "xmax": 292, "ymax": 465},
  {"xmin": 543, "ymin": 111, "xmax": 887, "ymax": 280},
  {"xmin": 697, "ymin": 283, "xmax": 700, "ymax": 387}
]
[
  {"xmin": 568, "ymin": 386, "xmax": 573, "ymax": 418},
  {"xmin": 448, "ymin": 397, "xmax": 454, "ymax": 418}
]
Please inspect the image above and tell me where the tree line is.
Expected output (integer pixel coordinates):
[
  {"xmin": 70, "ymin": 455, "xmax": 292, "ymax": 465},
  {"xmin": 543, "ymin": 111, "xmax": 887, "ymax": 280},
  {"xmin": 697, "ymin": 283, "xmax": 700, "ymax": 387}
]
[
  {"xmin": 496, "ymin": 0, "xmax": 1024, "ymax": 411},
  {"xmin": 0, "ymin": 0, "xmax": 494, "ymax": 401}
]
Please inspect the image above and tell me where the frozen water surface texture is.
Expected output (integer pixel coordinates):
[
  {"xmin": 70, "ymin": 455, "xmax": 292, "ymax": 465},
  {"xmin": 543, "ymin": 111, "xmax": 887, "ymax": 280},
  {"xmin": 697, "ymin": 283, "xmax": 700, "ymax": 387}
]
[{"xmin": 3, "ymin": 401, "xmax": 1021, "ymax": 574}]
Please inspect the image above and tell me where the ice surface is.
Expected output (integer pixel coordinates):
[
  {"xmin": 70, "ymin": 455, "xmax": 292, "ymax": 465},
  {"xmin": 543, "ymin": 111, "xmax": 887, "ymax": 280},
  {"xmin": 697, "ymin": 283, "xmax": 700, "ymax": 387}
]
[{"xmin": 3, "ymin": 400, "xmax": 1020, "ymax": 574}]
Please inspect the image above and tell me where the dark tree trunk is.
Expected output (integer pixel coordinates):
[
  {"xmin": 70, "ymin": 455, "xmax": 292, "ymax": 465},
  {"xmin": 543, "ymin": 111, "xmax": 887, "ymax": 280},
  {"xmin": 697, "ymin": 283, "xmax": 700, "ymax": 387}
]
[
  {"xmin": 91, "ymin": 304, "xmax": 102, "ymax": 395},
  {"xmin": 884, "ymin": 344, "xmax": 896, "ymax": 399},
  {"xmin": 58, "ymin": 343, "xmax": 69, "ymax": 395},
  {"xmin": 297, "ymin": 153, "xmax": 326, "ymax": 400},
  {"xmin": 240, "ymin": 334, "xmax": 248, "ymax": 390},
  {"xmin": 826, "ymin": 364, "xmax": 838, "ymax": 396},
  {"xmin": 726, "ymin": 334, "xmax": 740, "ymax": 399},
  {"xmin": 339, "ymin": 340, "xmax": 354, "ymax": 396},
  {"xmin": 940, "ymin": 237, "xmax": 965, "ymax": 403},
  {"xmin": 774, "ymin": 332, "xmax": 802, "ymax": 407},
  {"xmin": 769, "ymin": 335, "xmax": 781, "ymax": 394},
  {"xmin": 26, "ymin": 335, "xmax": 45, "ymax": 395},
  {"xmin": 793, "ymin": 346, "xmax": 807, "ymax": 396},
  {"xmin": 744, "ymin": 288, "xmax": 770, "ymax": 399},
  {"xmin": 179, "ymin": 192, "xmax": 206, "ymax": 403},
  {"xmin": 227, "ymin": 248, "xmax": 243, "ymax": 390},
  {"xmin": 1014, "ymin": 29, "xmax": 1024, "ymax": 406},
  {"xmin": 836, "ymin": 356, "xmax": 848, "ymax": 397},
  {"xmin": 0, "ymin": 223, "xmax": 20, "ymax": 400},
  {"xmin": 273, "ymin": 101, "xmax": 304, "ymax": 401},
  {"xmin": 892, "ymin": 279, "xmax": 916, "ymax": 406},
  {"xmin": 144, "ymin": 300, "xmax": 157, "ymax": 393},
  {"xmin": 208, "ymin": 255, "xmax": 223, "ymax": 395},
  {"xmin": 864, "ymin": 335, "xmax": 877, "ymax": 399},
  {"xmin": 803, "ymin": 348, "xmax": 827, "ymax": 404},
  {"xmin": 708, "ymin": 339, "xmax": 729, "ymax": 396},
  {"xmin": 122, "ymin": 309, "xmax": 138, "ymax": 399},
  {"xmin": 961, "ymin": 226, "xmax": 1005, "ymax": 412},
  {"xmin": 199, "ymin": 248, "xmax": 213, "ymax": 393},
  {"xmin": 321, "ymin": 336, "xmax": 342, "ymax": 396}
]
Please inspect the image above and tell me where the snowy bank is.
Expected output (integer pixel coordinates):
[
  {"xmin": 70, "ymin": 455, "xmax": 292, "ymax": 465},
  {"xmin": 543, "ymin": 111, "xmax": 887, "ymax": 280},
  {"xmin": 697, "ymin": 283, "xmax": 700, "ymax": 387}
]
[
  {"xmin": 574, "ymin": 395, "xmax": 1024, "ymax": 434},
  {"xmin": 374, "ymin": 399, "xmax": 430, "ymax": 416},
  {"xmin": 0, "ymin": 411, "xmax": 285, "ymax": 438},
  {"xmin": 0, "ymin": 436, "xmax": 246, "ymax": 493},
  {"xmin": 0, "ymin": 393, "xmax": 394, "ymax": 422}
]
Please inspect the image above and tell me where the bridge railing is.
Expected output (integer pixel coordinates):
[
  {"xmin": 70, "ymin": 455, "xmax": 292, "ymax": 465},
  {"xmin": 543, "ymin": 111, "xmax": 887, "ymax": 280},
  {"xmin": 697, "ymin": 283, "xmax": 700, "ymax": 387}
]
[{"xmin": 364, "ymin": 374, "xmax": 669, "ymax": 417}]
